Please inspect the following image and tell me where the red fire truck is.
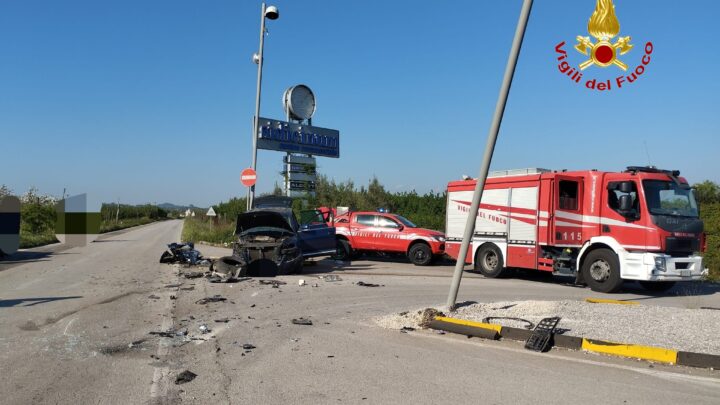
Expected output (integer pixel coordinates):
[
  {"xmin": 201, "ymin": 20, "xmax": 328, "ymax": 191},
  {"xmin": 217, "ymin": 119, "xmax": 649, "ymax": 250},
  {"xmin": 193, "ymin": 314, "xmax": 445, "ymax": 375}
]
[
  {"xmin": 445, "ymin": 167, "xmax": 707, "ymax": 293},
  {"xmin": 326, "ymin": 209, "xmax": 446, "ymax": 266}
]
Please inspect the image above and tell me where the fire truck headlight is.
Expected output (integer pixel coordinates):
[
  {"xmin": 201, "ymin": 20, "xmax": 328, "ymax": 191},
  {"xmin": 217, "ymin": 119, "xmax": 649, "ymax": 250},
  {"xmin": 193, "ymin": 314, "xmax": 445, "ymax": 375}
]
[
  {"xmin": 654, "ymin": 256, "xmax": 667, "ymax": 272},
  {"xmin": 432, "ymin": 236, "xmax": 446, "ymax": 242}
]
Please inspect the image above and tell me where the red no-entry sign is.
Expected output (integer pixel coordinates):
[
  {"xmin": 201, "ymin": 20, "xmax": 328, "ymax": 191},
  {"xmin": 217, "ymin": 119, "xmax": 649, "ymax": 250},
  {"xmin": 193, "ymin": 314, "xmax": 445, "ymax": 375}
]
[{"xmin": 241, "ymin": 168, "xmax": 257, "ymax": 187}]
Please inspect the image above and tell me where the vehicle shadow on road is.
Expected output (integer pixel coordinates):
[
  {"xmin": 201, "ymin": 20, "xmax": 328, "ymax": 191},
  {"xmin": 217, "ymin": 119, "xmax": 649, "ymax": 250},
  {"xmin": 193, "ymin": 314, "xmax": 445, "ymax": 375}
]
[
  {"xmin": 620, "ymin": 281, "xmax": 720, "ymax": 300},
  {"xmin": 300, "ymin": 259, "xmax": 376, "ymax": 275},
  {"xmin": 0, "ymin": 296, "xmax": 83, "ymax": 308},
  {"xmin": 506, "ymin": 269, "xmax": 720, "ymax": 299},
  {"xmin": 0, "ymin": 251, "xmax": 54, "ymax": 265}
]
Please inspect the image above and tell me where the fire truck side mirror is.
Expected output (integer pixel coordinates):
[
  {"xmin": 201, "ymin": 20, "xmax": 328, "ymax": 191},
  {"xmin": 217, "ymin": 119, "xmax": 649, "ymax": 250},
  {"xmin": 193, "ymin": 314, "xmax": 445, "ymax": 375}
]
[
  {"xmin": 618, "ymin": 194, "xmax": 632, "ymax": 211},
  {"xmin": 617, "ymin": 194, "xmax": 637, "ymax": 220},
  {"xmin": 618, "ymin": 182, "xmax": 633, "ymax": 193},
  {"xmin": 397, "ymin": 225, "xmax": 404, "ymax": 232}
]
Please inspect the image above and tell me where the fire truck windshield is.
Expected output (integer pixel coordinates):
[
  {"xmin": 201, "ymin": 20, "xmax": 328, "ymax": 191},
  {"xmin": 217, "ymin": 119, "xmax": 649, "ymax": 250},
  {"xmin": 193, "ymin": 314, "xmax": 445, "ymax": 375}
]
[
  {"xmin": 642, "ymin": 180, "xmax": 699, "ymax": 218},
  {"xmin": 394, "ymin": 215, "xmax": 417, "ymax": 228}
]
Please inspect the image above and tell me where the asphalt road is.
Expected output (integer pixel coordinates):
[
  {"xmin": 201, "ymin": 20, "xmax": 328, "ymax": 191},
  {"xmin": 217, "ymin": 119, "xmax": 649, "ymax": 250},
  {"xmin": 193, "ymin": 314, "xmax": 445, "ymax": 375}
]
[{"xmin": 1, "ymin": 220, "xmax": 718, "ymax": 404}]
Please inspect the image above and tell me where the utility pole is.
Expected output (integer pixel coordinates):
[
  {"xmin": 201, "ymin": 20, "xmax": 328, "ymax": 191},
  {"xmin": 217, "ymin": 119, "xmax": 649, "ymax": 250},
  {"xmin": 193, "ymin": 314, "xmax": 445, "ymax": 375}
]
[
  {"xmin": 446, "ymin": 0, "xmax": 534, "ymax": 311},
  {"xmin": 247, "ymin": 3, "xmax": 280, "ymax": 210}
]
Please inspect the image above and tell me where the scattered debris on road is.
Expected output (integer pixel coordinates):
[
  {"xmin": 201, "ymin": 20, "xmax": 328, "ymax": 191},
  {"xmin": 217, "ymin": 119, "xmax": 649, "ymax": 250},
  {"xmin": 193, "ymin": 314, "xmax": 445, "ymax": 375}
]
[
  {"xmin": 242, "ymin": 344, "xmax": 256, "ymax": 350},
  {"xmin": 291, "ymin": 318, "xmax": 313, "ymax": 326},
  {"xmin": 149, "ymin": 329, "xmax": 188, "ymax": 338},
  {"xmin": 214, "ymin": 318, "xmax": 229, "ymax": 323},
  {"xmin": 195, "ymin": 295, "xmax": 227, "ymax": 305},
  {"xmin": 198, "ymin": 324, "xmax": 211, "ymax": 334},
  {"xmin": 209, "ymin": 256, "xmax": 246, "ymax": 282},
  {"xmin": 298, "ymin": 279, "xmax": 306, "ymax": 286},
  {"xmin": 183, "ymin": 272, "xmax": 205, "ymax": 279},
  {"xmin": 160, "ymin": 242, "xmax": 208, "ymax": 266},
  {"xmin": 175, "ymin": 370, "xmax": 197, "ymax": 385},
  {"xmin": 259, "ymin": 280, "xmax": 286, "ymax": 287},
  {"xmin": 356, "ymin": 281, "xmax": 382, "ymax": 287},
  {"xmin": 400, "ymin": 326, "xmax": 415, "ymax": 333},
  {"xmin": 319, "ymin": 275, "xmax": 342, "ymax": 282}
]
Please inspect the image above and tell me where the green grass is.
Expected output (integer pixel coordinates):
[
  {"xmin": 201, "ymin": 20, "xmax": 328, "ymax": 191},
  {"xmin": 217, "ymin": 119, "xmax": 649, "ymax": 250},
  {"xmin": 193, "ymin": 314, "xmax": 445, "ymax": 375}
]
[
  {"xmin": 19, "ymin": 230, "xmax": 59, "ymax": 248},
  {"xmin": 99, "ymin": 217, "xmax": 158, "ymax": 233},
  {"xmin": 181, "ymin": 217, "xmax": 235, "ymax": 245}
]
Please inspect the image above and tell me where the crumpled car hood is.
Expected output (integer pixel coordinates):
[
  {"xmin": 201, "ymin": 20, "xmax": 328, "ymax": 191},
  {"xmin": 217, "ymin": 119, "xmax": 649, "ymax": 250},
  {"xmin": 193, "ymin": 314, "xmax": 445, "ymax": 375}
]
[{"xmin": 235, "ymin": 211, "xmax": 294, "ymax": 234}]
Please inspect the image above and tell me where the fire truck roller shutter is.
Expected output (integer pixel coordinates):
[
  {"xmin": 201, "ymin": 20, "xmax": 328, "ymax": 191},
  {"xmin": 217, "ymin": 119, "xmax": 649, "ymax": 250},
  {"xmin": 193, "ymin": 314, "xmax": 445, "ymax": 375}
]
[{"xmin": 506, "ymin": 187, "xmax": 539, "ymax": 269}]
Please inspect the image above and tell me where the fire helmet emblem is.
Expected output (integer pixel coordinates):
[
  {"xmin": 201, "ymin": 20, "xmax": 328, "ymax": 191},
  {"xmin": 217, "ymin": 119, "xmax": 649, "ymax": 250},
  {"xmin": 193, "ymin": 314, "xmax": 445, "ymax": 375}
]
[{"xmin": 575, "ymin": 0, "xmax": 633, "ymax": 70}]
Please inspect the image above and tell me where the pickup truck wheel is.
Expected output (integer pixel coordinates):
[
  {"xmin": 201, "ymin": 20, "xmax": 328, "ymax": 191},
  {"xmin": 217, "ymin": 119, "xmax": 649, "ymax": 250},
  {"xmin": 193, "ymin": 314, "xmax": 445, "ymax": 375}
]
[
  {"xmin": 474, "ymin": 243, "xmax": 507, "ymax": 278},
  {"xmin": 408, "ymin": 243, "xmax": 432, "ymax": 266},
  {"xmin": 332, "ymin": 239, "xmax": 351, "ymax": 261},
  {"xmin": 639, "ymin": 281, "xmax": 676, "ymax": 292},
  {"xmin": 582, "ymin": 249, "xmax": 623, "ymax": 293}
]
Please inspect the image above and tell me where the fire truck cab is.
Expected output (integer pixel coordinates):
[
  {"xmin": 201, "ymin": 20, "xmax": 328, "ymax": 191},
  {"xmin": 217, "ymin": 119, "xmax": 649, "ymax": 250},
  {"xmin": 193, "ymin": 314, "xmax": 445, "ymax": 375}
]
[{"xmin": 445, "ymin": 167, "xmax": 708, "ymax": 293}]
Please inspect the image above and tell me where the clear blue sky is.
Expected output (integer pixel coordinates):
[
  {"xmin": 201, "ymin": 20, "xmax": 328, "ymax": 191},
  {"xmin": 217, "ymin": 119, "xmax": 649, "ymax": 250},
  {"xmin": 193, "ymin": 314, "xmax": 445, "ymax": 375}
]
[{"xmin": 1, "ymin": 0, "xmax": 718, "ymax": 207}]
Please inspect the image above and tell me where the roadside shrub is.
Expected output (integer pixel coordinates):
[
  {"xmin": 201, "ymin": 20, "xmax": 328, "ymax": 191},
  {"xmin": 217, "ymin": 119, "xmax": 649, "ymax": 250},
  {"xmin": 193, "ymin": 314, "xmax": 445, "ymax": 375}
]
[
  {"xmin": 700, "ymin": 202, "xmax": 719, "ymax": 281},
  {"xmin": 181, "ymin": 217, "xmax": 235, "ymax": 245}
]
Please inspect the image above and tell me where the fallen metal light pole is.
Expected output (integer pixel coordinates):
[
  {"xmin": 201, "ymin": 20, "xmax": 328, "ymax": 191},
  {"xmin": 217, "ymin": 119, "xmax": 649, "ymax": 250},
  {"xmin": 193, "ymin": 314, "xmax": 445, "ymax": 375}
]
[{"xmin": 446, "ymin": 0, "xmax": 534, "ymax": 311}]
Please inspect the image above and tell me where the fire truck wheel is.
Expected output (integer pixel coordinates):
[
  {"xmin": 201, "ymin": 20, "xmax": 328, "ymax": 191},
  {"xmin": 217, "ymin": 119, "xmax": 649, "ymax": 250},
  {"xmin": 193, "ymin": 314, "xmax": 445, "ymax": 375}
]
[
  {"xmin": 332, "ymin": 239, "xmax": 351, "ymax": 261},
  {"xmin": 408, "ymin": 243, "xmax": 433, "ymax": 266},
  {"xmin": 638, "ymin": 281, "xmax": 676, "ymax": 292},
  {"xmin": 474, "ymin": 243, "xmax": 506, "ymax": 278},
  {"xmin": 582, "ymin": 249, "xmax": 623, "ymax": 293}
]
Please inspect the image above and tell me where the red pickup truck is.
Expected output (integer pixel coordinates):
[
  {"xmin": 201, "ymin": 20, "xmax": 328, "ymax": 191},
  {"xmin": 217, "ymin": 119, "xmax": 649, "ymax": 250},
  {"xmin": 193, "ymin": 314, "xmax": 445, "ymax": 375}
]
[{"xmin": 325, "ymin": 210, "xmax": 446, "ymax": 266}]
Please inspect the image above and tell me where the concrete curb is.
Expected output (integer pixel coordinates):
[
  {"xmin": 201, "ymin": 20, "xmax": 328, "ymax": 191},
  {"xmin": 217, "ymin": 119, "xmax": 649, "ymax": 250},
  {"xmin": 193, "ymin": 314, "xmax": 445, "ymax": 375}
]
[{"xmin": 429, "ymin": 316, "xmax": 720, "ymax": 369}]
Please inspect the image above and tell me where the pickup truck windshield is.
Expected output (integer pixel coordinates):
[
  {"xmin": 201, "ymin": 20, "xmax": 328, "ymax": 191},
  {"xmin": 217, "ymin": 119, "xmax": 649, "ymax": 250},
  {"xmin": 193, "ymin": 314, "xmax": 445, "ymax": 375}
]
[
  {"xmin": 642, "ymin": 180, "xmax": 699, "ymax": 218},
  {"xmin": 394, "ymin": 215, "xmax": 417, "ymax": 228}
]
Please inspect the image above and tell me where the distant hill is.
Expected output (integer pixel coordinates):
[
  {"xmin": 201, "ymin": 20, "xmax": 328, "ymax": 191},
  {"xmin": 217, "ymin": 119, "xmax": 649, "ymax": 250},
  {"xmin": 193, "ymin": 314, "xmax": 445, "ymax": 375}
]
[{"xmin": 157, "ymin": 203, "xmax": 205, "ymax": 211}]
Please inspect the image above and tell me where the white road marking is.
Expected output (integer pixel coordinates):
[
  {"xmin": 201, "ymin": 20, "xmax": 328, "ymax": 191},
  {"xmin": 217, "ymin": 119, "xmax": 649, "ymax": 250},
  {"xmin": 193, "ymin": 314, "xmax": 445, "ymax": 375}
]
[
  {"xmin": 149, "ymin": 266, "xmax": 178, "ymax": 401},
  {"xmin": 63, "ymin": 318, "xmax": 76, "ymax": 336}
]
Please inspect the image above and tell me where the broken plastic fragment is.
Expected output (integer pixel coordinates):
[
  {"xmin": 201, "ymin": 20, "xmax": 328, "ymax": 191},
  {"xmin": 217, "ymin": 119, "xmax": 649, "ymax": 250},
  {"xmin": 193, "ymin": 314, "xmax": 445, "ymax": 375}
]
[
  {"xmin": 356, "ymin": 281, "xmax": 381, "ymax": 287},
  {"xmin": 291, "ymin": 318, "xmax": 313, "ymax": 326},
  {"xmin": 175, "ymin": 370, "xmax": 197, "ymax": 384}
]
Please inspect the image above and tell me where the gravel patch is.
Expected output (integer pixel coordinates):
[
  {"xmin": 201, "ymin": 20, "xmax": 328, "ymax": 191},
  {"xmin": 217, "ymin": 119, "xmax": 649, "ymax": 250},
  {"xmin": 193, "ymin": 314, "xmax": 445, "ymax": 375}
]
[{"xmin": 376, "ymin": 300, "xmax": 720, "ymax": 355}]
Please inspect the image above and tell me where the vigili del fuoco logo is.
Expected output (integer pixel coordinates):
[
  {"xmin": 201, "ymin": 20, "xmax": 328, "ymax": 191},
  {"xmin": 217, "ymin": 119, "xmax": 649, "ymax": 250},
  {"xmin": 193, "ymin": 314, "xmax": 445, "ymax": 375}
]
[{"xmin": 555, "ymin": 0, "xmax": 653, "ymax": 91}]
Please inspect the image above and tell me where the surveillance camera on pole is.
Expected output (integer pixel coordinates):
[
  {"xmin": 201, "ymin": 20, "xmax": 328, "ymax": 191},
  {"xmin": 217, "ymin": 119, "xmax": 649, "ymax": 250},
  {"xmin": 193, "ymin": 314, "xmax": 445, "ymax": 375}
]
[{"xmin": 264, "ymin": 6, "xmax": 279, "ymax": 20}]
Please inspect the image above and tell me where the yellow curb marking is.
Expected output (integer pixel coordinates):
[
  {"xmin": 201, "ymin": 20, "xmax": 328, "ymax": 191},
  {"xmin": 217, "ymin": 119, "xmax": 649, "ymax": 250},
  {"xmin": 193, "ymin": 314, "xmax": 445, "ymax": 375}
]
[
  {"xmin": 434, "ymin": 316, "xmax": 502, "ymax": 333},
  {"xmin": 585, "ymin": 298, "xmax": 639, "ymax": 305},
  {"xmin": 581, "ymin": 338, "xmax": 677, "ymax": 364}
]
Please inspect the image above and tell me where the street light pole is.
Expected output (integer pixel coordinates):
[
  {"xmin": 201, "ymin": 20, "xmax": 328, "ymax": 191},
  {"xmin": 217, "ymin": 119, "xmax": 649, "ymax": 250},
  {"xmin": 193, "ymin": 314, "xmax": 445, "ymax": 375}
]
[
  {"xmin": 446, "ymin": 0, "xmax": 534, "ymax": 311},
  {"xmin": 247, "ymin": 3, "xmax": 269, "ymax": 211}
]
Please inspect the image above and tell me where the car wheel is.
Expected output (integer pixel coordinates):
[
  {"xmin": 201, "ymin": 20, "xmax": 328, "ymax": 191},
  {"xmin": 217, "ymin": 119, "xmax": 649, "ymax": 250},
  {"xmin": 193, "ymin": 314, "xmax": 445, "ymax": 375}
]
[
  {"xmin": 639, "ymin": 281, "xmax": 676, "ymax": 292},
  {"xmin": 408, "ymin": 243, "xmax": 432, "ymax": 266},
  {"xmin": 332, "ymin": 239, "xmax": 351, "ymax": 261},
  {"xmin": 474, "ymin": 243, "xmax": 507, "ymax": 278},
  {"xmin": 582, "ymin": 249, "xmax": 623, "ymax": 293}
]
